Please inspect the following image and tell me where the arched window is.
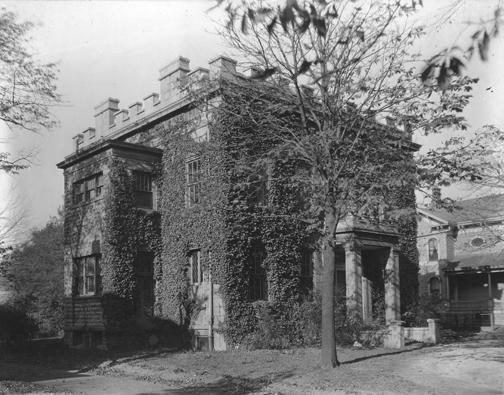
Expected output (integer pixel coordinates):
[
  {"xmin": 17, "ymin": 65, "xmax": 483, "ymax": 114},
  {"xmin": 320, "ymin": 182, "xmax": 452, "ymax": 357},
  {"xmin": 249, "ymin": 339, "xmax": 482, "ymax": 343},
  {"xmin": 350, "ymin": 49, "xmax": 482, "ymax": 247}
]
[
  {"xmin": 428, "ymin": 238, "xmax": 438, "ymax": 261},
  {"xmin": 429, "ymin": 277, "xmax": 441, "ymax": 294}
]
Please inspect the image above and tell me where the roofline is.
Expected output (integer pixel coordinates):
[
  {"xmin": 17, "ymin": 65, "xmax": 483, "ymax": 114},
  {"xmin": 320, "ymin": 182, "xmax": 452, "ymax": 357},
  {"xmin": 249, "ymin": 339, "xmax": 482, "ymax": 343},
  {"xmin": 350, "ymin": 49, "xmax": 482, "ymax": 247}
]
[
  {"xmin": 56, "ymin": 140, "xmax": 162, "ymax": 169},
  {"xmin": 417, "ymin": 208, "xmax": 451, "ymax": 225}
]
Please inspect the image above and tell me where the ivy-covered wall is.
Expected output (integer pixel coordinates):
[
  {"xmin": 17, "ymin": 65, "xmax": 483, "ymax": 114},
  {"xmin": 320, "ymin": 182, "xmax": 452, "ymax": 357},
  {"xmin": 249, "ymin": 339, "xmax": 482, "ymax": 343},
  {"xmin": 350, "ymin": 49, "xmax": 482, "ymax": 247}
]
[
  {"xmin": 61, "ymin": 83, "xmax": 420, "ymax": 349},
  {"xmin": 101, "ymin": 159, "xmax": 161, "ymax": 335}
]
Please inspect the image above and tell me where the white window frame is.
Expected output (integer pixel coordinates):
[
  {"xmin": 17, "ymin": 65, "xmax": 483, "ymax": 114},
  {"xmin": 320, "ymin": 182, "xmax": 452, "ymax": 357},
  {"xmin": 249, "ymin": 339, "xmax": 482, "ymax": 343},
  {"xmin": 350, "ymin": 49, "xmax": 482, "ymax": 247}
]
[
  {"xmin": 74, "ymin": 255, "xmax": 102, "ymax": 296},
  {"xmin": 428, "ymin": 238, "xmax": 439, "ymax": 262},
  {"xmin": 73, "ymin": 172, "xmax": 103, "ymax": 205},
  {"xmin": 185, "ymin": 157, "xmax": 201, "ymax": 208},
  {"xmin": 132, "ymin": 170, "xmax": 154, "ymax": 209}
]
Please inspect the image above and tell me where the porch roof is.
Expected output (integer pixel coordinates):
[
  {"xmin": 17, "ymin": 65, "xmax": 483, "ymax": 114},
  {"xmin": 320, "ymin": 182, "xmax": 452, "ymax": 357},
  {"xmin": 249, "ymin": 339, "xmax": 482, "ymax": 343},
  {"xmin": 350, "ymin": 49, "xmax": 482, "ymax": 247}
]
[
  {"xmin": 445, "ymin": 245, "xmax": 504, "ymax": 272},
  {"xmin": 419, "ymin": 194, "xmax": 504, "ymax": 226}
]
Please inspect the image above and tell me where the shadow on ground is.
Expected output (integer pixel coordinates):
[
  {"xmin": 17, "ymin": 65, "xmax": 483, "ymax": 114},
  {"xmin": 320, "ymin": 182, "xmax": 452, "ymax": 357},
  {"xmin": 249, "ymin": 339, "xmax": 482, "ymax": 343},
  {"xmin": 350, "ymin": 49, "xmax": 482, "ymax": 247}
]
[{"xmin": 134, "ymin": 371, "xmax": 294, "ymax": 395}]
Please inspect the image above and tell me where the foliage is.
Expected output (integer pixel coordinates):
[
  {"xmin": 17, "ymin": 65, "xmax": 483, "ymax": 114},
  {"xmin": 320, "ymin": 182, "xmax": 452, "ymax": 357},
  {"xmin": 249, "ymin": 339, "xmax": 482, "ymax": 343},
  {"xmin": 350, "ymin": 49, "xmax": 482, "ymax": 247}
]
[
  {"xmin": 0, "ymin": 9, "xmax": 61, "ymax": 173},
  {"xmin": 194, "ymin": 0, "xmax": 479, "ymax": 368},
  {"xmin": 101, "ymin": 160, "xmax": 162, "ymax": 335},
  {"xmin": 209, "ymin": 0, "xmax": 502, "ymax": 91},
  {"xmin": 239, "ymin": 290, "xmax": 384, "ymax": 350},
  {"xmin": 392, "ymin": 187, "xmax": 420, "ymax": 314},
  {"xmin": 0, "ymin": 303, "xmax": 38, "ymax": 348},
  {"xmin": 419, "ymin": 125, "xmax": 504, "ymax": 193},
  {"xmin": 1, "ymin": 213, "xmax": 64, "ymax": 336},
  {"xmin": 402, "ymin": 293, "xmax": 445, "ymax": 327}
]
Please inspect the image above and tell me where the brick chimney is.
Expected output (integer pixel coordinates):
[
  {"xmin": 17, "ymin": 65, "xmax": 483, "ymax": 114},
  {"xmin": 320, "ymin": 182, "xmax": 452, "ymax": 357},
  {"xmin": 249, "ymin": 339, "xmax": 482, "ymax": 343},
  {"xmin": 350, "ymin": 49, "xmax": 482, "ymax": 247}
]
[
  {"xmin": 94, "ymin": 98, "xmax": 119, "ymax": 137},
  {"xmin": 159, "ymin": 56, "xmax": 190, "ymax": 103},
  {"xmin": 432, "ymin": 186, "xmax": 441, "ymax": 204}
]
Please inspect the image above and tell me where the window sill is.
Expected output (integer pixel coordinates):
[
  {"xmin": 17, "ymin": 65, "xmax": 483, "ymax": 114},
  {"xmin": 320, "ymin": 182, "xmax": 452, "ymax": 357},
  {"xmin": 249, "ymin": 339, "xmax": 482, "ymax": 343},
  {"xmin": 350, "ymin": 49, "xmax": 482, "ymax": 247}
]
[
  {"xmin": 71, "ymin": 196, "xmax": 104, "ymax": 209},
  {"xmin": 72, "ymin": 295, "xmax": 102, "ymax": 300}
]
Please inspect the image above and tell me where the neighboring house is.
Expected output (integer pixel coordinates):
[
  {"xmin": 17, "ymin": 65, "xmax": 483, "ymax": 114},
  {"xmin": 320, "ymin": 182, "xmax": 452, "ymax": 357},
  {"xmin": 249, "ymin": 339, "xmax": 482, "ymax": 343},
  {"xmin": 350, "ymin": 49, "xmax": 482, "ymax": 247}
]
[
  {"xmin": 417, "ymin": 190, "xmax": 504, "ymax": 327},
  {"xmin": 57, "ymin": 55, "xmax": 419, "ymax": 350}
]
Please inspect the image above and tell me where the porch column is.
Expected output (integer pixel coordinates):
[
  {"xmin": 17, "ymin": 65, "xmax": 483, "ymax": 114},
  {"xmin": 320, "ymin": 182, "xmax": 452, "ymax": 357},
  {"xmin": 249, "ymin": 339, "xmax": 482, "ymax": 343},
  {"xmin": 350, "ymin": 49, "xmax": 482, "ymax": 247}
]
[
  {"xmin": 385, "ymin": 248, "xmax": 401, "ymax": 325},
  {"xmin": 362, "ymin": 277, "xmax": 373, "ymax": 324},
  {"xmin": 345, "ymin": 244, "xmax": 362, "ymax": 319}
]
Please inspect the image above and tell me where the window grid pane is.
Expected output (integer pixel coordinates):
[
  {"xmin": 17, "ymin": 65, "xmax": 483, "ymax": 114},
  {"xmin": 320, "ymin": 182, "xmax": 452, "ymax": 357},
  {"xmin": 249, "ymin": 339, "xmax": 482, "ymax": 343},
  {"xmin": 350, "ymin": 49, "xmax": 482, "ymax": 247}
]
[
  {"xmin": 249, "ymin": 249, "xmax": 267, "ymax": 301},
  {"xmin": 133, "ymin": 171, "xmax": 153, "ymax": 208},
  {"xmin": 186, "ymin": 159, "xmax": 201, "ymax": 207},
  {"xmin": 74, "ymin": 256, "xmax": 101, "ymax": 296}
]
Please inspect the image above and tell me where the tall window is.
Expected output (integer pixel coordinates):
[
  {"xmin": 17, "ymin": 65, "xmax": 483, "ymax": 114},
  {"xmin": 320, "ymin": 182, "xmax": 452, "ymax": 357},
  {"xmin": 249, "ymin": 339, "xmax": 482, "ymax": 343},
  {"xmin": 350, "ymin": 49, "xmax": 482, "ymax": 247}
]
[
  {"xmin": 299, "ymin": 250, "xmax": 313, "ymax": 295},
  {"xmin": 186, "ymin": 158, "xmax": 201, "ymax": 208},
  {"xmin": 429, "ymin": 277, "xmax": 441, "ymax": 294},
  {"xmin": 73, "ymin": 173, "xmax": 103, "ymax": 204},
  {"xmin": 249, "ymin": 248, "xmax": 267, "ymax": 301},
  {"xmin": 189, "ymin": 250, "xmax": 201, "ymax": 285},
  {"xmin": 249, "ymin": 169, "xmax": 267, "ymax": 206},
  {"xmin": 132, "ymin": 171, "xmax": 153, "ymax": 209},
  {"xmin": 134, "ymin": 251, "xmax": 155, "ymax": 318},
  {"xmin": 74, "ymin": 255, "xmax": 102, "ymax": 296},
  {"xmin": 428, "ymin": 238, "xmax": 439, "ymax": 261}
]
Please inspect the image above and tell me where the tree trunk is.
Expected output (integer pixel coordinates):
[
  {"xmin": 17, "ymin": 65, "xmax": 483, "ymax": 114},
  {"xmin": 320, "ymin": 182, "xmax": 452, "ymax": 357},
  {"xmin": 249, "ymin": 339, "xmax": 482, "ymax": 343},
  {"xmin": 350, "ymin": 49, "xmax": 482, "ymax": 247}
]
[{"xmin": 321, "ymin": 209, "xmax": 340, "ymax": 368}]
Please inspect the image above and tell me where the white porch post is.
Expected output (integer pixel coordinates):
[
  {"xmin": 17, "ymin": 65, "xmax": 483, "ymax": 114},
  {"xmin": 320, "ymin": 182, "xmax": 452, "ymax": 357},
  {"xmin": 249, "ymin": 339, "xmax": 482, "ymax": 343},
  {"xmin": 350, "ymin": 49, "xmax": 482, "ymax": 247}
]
[
  {"xmin": 345, "ymin": 244, "xmax": 362, "ymax": 319},
  {"xmin": 385, "ymin": 248, "xmax": 401, "ymax": 325}
]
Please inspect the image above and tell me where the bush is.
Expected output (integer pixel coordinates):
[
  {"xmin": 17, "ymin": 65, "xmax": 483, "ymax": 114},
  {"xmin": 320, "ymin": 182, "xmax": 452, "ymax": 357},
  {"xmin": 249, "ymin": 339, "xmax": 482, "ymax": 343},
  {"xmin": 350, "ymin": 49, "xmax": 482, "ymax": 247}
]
[
  {"xmin": 239, "ymin": 289, "xmax": 385, "ymax": 350},
  {"xmin": 0, "ymin": 304, "xmax": 38, "ymax": 349},
  {"xmin": 402, "ymin": 293, "xmax": 446, "ymax": 327}
]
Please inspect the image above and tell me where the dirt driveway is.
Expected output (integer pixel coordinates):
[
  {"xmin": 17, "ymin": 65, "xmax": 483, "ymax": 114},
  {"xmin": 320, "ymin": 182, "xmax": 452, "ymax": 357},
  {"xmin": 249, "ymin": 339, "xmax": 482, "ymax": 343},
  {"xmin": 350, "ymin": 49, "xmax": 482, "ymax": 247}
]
[{"xmin": 1, "ymin": 329, "xmax": 503, "ymax": 395}]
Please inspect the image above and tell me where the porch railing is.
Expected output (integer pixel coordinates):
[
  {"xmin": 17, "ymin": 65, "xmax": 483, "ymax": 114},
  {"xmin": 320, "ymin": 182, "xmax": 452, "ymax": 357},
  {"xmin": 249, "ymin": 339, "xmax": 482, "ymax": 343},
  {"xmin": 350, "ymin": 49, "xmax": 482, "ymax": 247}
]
[{"xmin": 447, "ymin": 299, "xmax": 493, "ymax": 313}]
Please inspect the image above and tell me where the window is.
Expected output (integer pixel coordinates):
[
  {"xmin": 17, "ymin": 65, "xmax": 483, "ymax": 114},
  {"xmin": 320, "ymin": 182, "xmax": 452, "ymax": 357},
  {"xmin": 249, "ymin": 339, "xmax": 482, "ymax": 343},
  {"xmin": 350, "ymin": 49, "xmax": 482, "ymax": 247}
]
[
  {"xmin": 132, "ymin": 171, "xmax": 153, "ymax": 209},
  {"xmin": 73, "ymin": 255, "xmax": 102, "ymax": 296},
  {"xmin": 189, "ymin": 250, "xmax": 201, "ymax": 284},
  {"xmin": 186, "ymin": 158, "xmax": 201, "ymax": 207},
  {"xmin": 428, "ymin": 238, "xmax": 438, "ymax": 261},
  {"xmin": 249, "ymin": 169, "xmax": 267, "ymax": 206},
  {"xmin": 429, "ymin": 277, "xmax": 441, "ymax": 294},
  {"xmin": 134, "ymin": 251, "xmax": 155, "ymax": 318},
  {"xmin": 249, "ymin": 248, "xmax": 267, "ymax": 301},
  {"xmin": 470, "ymin": 237, "xmax": 485, "ymax": 247},
  {"xmin": 73, "ymin": 173, "xmax": 103, "ymax": 204},
  {"xmin": 299, "ymin": 250, "xmax": 313, "ymax": 295}
]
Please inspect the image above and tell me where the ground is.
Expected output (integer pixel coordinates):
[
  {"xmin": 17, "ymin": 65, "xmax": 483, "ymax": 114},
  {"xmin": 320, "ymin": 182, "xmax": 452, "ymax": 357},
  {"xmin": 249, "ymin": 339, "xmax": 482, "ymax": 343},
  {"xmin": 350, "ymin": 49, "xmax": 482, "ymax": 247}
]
[{"xmin": 0, "ymin": 329, "xmax": 503, "ymax": 395}]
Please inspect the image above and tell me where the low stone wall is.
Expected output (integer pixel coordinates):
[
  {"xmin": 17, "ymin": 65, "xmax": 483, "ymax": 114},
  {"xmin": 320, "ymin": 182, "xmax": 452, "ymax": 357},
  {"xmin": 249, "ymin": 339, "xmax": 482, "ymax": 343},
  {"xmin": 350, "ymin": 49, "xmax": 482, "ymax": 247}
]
[{"xmin": 383, "ymin": 319, "xmax": 441, "ymax": 349}]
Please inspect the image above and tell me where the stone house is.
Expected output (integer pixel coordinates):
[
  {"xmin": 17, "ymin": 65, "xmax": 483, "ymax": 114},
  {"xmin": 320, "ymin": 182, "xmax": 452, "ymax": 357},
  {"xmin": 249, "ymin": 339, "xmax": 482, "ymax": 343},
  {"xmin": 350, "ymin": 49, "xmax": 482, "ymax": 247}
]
[
  {"xmin": 57, "ymin": 55, "xmax": 419, "ymax": 350},
  {"xmin": 417, "ymin": 191, "xmax": 504, "ymax": 327}
]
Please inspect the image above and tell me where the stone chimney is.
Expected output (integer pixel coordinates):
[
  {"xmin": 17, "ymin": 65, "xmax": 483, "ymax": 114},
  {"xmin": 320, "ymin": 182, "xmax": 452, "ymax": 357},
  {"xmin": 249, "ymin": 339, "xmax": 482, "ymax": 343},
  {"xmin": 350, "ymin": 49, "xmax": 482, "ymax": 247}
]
[
  {"xmin": 159, "ymin": 56, "xmax": 190, "ymax": 103},
  {"xmin": 94, "ymin": 98, "xmax": 119, "ymax": 137},
  {"xmin": 209, "ymin": 56, "xmax": 237, "ymax": 80},
  {"xmin": 73, "ymin": 134, "xmax": 83, "ymax": 153}
]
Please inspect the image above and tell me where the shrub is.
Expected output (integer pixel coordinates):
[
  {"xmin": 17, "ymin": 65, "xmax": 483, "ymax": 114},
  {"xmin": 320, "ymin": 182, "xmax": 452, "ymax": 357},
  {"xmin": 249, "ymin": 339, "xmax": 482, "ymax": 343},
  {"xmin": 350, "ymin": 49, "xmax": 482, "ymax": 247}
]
[
  {"xmin": 402, "ymin": 293, "xmax": 446, "ymax": 327},
  {"xmin": 0, "ymin": 304, "xmax": 38, "ymax": 349},
  {"xmin": 238, "ymin": 289, "xmax": 386, "ymax": 350}
]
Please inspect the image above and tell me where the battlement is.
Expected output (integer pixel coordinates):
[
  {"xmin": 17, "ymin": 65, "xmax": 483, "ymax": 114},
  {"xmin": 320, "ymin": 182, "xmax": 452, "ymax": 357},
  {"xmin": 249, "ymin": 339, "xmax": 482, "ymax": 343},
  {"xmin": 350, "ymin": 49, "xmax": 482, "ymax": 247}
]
[{"xmin": 71, "ymin": 55, "xmax": 237, "ymax": 153}]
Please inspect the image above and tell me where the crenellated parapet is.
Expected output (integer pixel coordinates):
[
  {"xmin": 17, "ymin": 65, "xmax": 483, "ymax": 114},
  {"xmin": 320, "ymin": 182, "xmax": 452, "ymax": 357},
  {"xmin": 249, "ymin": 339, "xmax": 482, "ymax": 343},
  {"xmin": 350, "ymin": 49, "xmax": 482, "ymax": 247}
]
[{"xmin": 70, "ymin": 55, "xmax": 238, "ymax": 154}]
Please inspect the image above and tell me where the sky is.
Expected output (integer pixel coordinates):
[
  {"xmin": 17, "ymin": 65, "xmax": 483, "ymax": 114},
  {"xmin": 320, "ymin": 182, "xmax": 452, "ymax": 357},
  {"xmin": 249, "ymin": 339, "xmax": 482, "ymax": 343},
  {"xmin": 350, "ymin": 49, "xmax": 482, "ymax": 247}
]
[{"xmin": 1, "ymin": 0, "xmax": 504, "ymax": 237}]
